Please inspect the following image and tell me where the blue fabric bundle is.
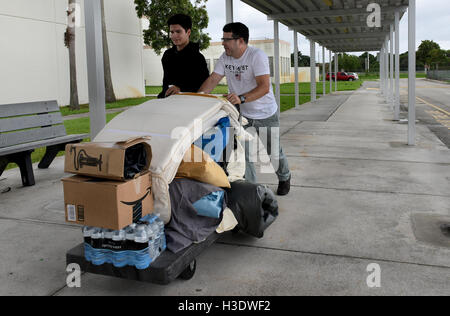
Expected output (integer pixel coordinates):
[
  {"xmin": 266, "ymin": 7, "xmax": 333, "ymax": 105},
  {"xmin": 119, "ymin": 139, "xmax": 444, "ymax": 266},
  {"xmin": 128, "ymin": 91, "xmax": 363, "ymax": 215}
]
[
  {"xmin": 192, "ymin": 191, "xmax": 225, "ymax": 219},
  {"xmin": 195, "ymin": 117, "xmax": 230, "ymax": 162}
]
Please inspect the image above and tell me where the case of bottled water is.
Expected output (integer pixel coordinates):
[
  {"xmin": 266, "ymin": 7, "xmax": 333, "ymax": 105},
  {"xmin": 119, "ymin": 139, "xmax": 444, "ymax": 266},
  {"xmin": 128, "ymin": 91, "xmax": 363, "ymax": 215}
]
[{"xmin": 81, "ymin": 214, "xmax": 166, "ymax": 270}]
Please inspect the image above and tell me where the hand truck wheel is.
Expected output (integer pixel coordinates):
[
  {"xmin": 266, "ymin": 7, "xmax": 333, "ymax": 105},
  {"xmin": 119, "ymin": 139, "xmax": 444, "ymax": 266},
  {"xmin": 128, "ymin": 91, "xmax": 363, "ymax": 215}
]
[{"xmin": 178, "ymin": 259, "xmax": 196, "ymax": 280}]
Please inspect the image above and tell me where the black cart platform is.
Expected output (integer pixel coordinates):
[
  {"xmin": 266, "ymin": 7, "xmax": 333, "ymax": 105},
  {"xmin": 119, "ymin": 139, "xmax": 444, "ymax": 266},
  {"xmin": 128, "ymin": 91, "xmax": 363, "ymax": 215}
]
[{"xmin": 66, "ymin": 232, "xmax": 220, "ymax": 285}]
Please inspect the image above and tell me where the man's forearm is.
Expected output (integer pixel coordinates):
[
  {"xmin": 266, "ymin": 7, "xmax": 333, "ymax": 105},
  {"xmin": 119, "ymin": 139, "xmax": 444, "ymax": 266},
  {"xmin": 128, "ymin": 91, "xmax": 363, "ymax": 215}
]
[
  {"xmin": 198, "ymin": 77, "xmax": 215, "ymax": 94},
  {"xmin": 225, "ymin": 74, "xmax": 271, "ymax": 105},
  {"xmin": 198, "ymin": 73, "xmax": 223, "ymax": 94},
  {"xmin": 242, "ymin": 83, "xmax": 270, "ymax": 103}
]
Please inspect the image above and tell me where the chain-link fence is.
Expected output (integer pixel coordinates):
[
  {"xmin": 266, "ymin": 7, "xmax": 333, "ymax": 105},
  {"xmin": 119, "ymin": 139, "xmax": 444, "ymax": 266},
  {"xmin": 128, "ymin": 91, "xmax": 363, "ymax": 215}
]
[{"xmin": 427, "ymin": 70, "xmax": 450, "ymax": 82}]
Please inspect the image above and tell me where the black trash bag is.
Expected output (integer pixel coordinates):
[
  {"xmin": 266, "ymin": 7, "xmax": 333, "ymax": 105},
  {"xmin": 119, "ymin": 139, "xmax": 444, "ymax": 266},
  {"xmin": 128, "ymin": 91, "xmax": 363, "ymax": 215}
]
[
  {"xmin": 226, "ymin": 180, "xmax": 278, "ymax": 238},
  {"xmin": 124, "ymin": 143, "xmax": 148, "ymax": 179}
]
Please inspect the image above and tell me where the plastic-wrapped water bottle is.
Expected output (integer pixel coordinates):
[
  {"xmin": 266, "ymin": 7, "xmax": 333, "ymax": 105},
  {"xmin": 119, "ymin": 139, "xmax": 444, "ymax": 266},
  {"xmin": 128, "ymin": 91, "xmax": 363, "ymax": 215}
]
[
  {"xmin": 90, "ymin": 228, "xmax": 105, "ymax": 266},
  {"xmin": 82, "ymin": 226, "xmax": 95, "ymax": 262},
  {"xmin": 145, "ymin": 223, "xmax": 159, "ymax": 263},
  {"xmin": 134, "ymin": 225, "xmax": 150, "ymax": 269},
  {"xmin": 155, "ymin": 213, "xmax": 166, "ymax": 252},
  {"xmin": 125, "ymin": 224, "xmax": 136, "ymax": 266},
  {"xmin": 138, "ymin": 214, "xmax": 158, "ymax": 260},
  {"xmin": 102, "ymin": 229, "xmax": 114, "ymax": 264},
  {"xmin": 140, "ymin": 214, "xmax": 154, "ymax": 225},
  {"xmin": 112, "ymin": 230, "xmax": 127, "ymax": 268},
  {"xmin": 149, "ymin": 217, "xmax": 161, "ymax": 258}
]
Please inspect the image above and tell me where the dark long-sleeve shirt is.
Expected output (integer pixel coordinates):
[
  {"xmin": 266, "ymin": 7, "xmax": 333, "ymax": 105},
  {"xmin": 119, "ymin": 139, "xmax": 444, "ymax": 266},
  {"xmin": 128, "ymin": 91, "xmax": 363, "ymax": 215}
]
[{"xmin": 158, "ymin": 42, "xmax": 210, "ymax": 98}]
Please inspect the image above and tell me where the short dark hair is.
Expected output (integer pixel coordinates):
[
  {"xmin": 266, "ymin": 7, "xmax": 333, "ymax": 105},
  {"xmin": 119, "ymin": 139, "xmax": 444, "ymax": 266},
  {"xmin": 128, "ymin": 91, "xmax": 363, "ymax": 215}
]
[
  {"xmin": 223, "ymin": 22, "xmax": 249, "ymax": 44},
  {"xmin": 168, "ymin": 14, "xmax": 192, "ymax": 32}
]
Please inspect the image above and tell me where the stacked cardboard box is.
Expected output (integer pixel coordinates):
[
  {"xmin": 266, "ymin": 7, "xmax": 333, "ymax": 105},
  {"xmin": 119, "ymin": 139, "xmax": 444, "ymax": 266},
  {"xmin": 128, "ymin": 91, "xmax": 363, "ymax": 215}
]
[{"xmin": 62, "ymin": 137, "xmax": 154, "ymax": 230}]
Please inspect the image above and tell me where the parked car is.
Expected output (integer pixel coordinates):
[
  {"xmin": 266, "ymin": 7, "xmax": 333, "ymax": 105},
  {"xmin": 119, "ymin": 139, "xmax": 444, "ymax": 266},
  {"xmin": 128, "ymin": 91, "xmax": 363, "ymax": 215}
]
[
  {"xmin": 350, "ymin": 72, "xmax": 359, "ymax": 80},
  {"xmin": 326, "ymin": 72, "xmax": 357, "ymax": 81}
]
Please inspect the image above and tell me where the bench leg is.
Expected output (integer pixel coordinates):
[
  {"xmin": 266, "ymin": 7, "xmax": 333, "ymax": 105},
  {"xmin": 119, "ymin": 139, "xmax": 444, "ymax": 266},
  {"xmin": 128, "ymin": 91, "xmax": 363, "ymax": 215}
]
[
  {"xmin": 38, "ymin": 141, "xmax": 82, "ymax": 169},
  {"xmin": 0, "ymin": 157, "xmax": 9, "ymax": 177},
  {"xmin": 9, "ymin": 151, "xmax": 35, "ymax": 187},
  {"xmin": 38, "ymin": 144, "xmax": 67, "ymax": 169}
]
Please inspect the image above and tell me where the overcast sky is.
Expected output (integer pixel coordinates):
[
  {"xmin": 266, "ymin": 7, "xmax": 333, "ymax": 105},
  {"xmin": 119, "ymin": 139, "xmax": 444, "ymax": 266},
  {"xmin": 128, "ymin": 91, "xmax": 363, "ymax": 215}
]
[{"xmin": 203, "ymin": 0, "xmax": 450, "ymax": 61}]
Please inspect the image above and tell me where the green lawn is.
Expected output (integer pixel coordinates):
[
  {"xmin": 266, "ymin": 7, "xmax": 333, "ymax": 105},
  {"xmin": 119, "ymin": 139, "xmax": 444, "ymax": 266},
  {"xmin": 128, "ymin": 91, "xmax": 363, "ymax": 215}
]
[
  {"xmin": 279, "ymin": 81, "xmax": 362, "ymax": 94},
  {"xmin": 146, "ymin": 85, "xmax": 229, "ymax": 95},
  {"xmin": 60, "ymin": 97, "xmax": 155, "ymax": 116},
  {"xmin": 146, "ymin": 73, "xmax": 426, "ymax": 96},
  {"xmin": 358, "ymin": 73, "xmax": 427, "ymax": 80},
  {"xmin": 3, "ymin": 92, "xmax": 319, "ymax": 171},
  {"xmin": 5, "ymin": 110, "xmax": 125, "ymax": 171},
  {"xmin": 147, "ymin": 80, "xmax": 363, "ymax": 96},
  {"xmin": 280, "ymin": 95, "xmax": 315, "ymax": 112}
]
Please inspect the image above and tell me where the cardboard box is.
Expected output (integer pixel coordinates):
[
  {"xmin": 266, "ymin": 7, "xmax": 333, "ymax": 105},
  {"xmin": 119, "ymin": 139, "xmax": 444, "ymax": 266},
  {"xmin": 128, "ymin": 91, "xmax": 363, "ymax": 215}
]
[
  {"xmin": 62, "ymin": 172, "xmax": 153, "ymax": 230},
  {"xmin": 65, "ymin": 137, "xmax": 152, "ymax": 181}
]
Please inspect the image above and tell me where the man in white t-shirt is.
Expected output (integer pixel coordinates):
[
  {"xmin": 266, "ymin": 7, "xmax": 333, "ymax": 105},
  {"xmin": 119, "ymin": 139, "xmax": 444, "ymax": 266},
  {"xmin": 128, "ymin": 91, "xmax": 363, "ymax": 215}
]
[{"xmin": 199, "ymin": 22, "xmax": 291, "ymax": 195}]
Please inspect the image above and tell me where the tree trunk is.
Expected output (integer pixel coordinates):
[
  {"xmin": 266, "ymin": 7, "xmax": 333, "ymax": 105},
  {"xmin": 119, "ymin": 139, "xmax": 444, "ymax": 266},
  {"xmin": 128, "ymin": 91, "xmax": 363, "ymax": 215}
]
[
  {"xmin": 66, "ymin": 0, "xmax": 79, "ymax": 110},
  {"xmin": 100, "ymin": 0, "xmax": 116, "ymax": 103}
]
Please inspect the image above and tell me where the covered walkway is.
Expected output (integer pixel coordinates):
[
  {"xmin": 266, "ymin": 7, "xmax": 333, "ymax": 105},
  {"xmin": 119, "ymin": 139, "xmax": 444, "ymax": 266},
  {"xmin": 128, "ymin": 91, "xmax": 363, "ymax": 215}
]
[
  {"xmin": 1, "ymin": 84, "xmax": 449, "ymax": 295},
  {"xmin": 81, "ymin": 1, "xmax": 417, "ymax": 146},
  {"xmin": 225, "ymin": 0, "xmax": 417, "ymax": 145}
]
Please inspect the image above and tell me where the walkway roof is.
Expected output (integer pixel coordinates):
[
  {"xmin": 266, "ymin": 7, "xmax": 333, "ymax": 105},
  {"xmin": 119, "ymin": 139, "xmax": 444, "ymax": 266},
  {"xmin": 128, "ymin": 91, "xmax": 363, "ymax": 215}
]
[{"xmin": 241, "ymin": 0, "xmax": 408, "ymax": 52}]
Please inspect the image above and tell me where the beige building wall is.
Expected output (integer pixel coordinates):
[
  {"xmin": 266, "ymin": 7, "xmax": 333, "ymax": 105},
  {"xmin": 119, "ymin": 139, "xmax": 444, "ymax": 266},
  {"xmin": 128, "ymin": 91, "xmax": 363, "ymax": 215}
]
[
  {"xmin": 143, "ymin": 46, "xmax": 164, "ymax": 86},
  {"xmin": 202, "ymin": 39, "xmax": 293, "ymax": 84},
  {"xmin": 0, "ymin": 0, "xmax": 145, "ymax": 106},
  {"xmin": 290, "ymin": 67, "xmax": 320, "ymax": 83},
  {"xmin": 144, "ymin": 39, "xmax": 301, "ymax": 87}
]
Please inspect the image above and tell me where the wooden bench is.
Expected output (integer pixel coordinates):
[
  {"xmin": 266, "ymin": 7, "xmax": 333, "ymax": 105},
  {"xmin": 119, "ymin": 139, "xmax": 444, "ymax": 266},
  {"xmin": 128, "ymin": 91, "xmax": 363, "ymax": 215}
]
[{"xmin": 0, "ymin": 100, "xmax": 88, "ymax": 186}]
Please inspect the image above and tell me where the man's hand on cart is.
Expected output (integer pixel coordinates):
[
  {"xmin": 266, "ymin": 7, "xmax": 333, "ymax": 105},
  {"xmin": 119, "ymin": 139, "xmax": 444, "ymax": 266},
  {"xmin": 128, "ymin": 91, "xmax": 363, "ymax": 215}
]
[
  {"xmin": 224, "ymin": 93, "xmax": 242, "ymax": 105},
  {"xmin": 166, "ymin": 85, "xmax": 181, "ymax": 97}
]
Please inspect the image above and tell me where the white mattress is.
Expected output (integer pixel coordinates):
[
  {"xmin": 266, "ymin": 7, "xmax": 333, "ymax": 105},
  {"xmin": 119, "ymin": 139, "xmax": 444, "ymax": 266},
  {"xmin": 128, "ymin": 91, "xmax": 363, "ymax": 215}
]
[{"xmin": 93, "ymin": 94, "xmax": 241, "ymax": 223}]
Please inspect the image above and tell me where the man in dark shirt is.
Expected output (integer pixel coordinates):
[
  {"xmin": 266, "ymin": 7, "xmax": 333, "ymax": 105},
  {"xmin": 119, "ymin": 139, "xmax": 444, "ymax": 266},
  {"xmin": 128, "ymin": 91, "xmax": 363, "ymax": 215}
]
[{"xmin": 158, "ymin": 14, "xmax": 210, "ymax": 98}]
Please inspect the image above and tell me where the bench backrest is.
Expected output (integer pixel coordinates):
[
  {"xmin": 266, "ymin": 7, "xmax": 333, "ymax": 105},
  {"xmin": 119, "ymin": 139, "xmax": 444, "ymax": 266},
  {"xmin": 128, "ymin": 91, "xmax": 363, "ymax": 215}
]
[{"xmin": 0, "ymin": 100, "xmax": 66, "ymax": 148}]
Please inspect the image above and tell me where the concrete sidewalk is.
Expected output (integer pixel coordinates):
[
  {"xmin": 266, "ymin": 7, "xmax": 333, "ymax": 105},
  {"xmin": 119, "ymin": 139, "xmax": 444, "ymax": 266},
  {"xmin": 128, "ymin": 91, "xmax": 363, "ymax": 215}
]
[{"xmin": 0, "ymin": 81, "xmax": 449, "ymax": 296}]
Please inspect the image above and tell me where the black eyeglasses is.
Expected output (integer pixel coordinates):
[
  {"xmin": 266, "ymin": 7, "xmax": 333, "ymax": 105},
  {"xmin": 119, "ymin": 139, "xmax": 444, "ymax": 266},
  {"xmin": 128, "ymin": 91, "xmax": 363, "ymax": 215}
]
[{"xmin": 221, "ymin": 37, "xmax": 240, "ymax": 42}]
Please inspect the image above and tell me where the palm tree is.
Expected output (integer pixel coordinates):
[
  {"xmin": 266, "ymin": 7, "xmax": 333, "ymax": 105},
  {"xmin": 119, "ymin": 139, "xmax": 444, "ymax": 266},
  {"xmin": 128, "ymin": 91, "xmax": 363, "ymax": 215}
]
[
  {"xmin": 100, "ymin": 0, "xmax": 116, "ymax": 103},
  {"xmin": 65, "ymin": 0, "xmax": 79, "ymax": 110}
]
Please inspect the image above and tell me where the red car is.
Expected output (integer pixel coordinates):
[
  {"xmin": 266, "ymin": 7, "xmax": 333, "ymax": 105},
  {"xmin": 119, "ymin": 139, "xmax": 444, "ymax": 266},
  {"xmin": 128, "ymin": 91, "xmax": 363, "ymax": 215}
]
[{"xmin": 326, "ymin": 72, "xmax": 357, "ymax": 81}]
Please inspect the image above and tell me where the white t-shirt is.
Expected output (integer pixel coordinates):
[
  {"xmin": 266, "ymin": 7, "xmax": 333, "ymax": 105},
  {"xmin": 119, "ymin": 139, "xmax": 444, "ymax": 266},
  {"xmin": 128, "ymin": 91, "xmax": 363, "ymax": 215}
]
[{"xmin": 213, "ymin": 46, "xmax": 278, "ymax": 120}]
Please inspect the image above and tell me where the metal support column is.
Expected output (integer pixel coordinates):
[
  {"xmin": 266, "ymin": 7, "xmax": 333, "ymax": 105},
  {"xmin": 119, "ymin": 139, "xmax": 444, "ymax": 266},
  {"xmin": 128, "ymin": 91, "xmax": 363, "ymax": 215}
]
[
  {"xmin": 329, "ymin": 50, "xmax": 332, "ymax": 93},
  {"xmin": 274, "ymin": 20, "xmax": 281, "ymax": 110},
  {"xmin": 380, "ymin": 47, "xmax": 384, "ymax": 94},
  {"xmin": 322, "ymin": 46, "xmax": 326, "ymax": 96},
  {"xmin": 384, "ymin": 37, "xmax": 389, "ymax": 102},
  {"xmin": 310, "ymin": 40, "xmax": 316, "ymax": 101},
  {"xmin": 294, "ymin": 31, "xmax": 299, "ymax": 108},
  {"xmin": 394, "ymin": 11, "xmax": 401, "ymax": 121},
  {"xmin": 225, "ymin": 0, "xmax": 234, "ymax": 24},
  {"xmin": 334, "ymin": 53, "xmax": 338, "ymax": 92},
  {"xmin": 390, "ymin": 24, "xmax": 394, "ymax": 107},
  {"xmin": 84, "ymin": 0, "xmax": 106, "ymax": 139},
  {"xmin": 408, "ymin": 0, "xmax": 416, "ymax": 145}
]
